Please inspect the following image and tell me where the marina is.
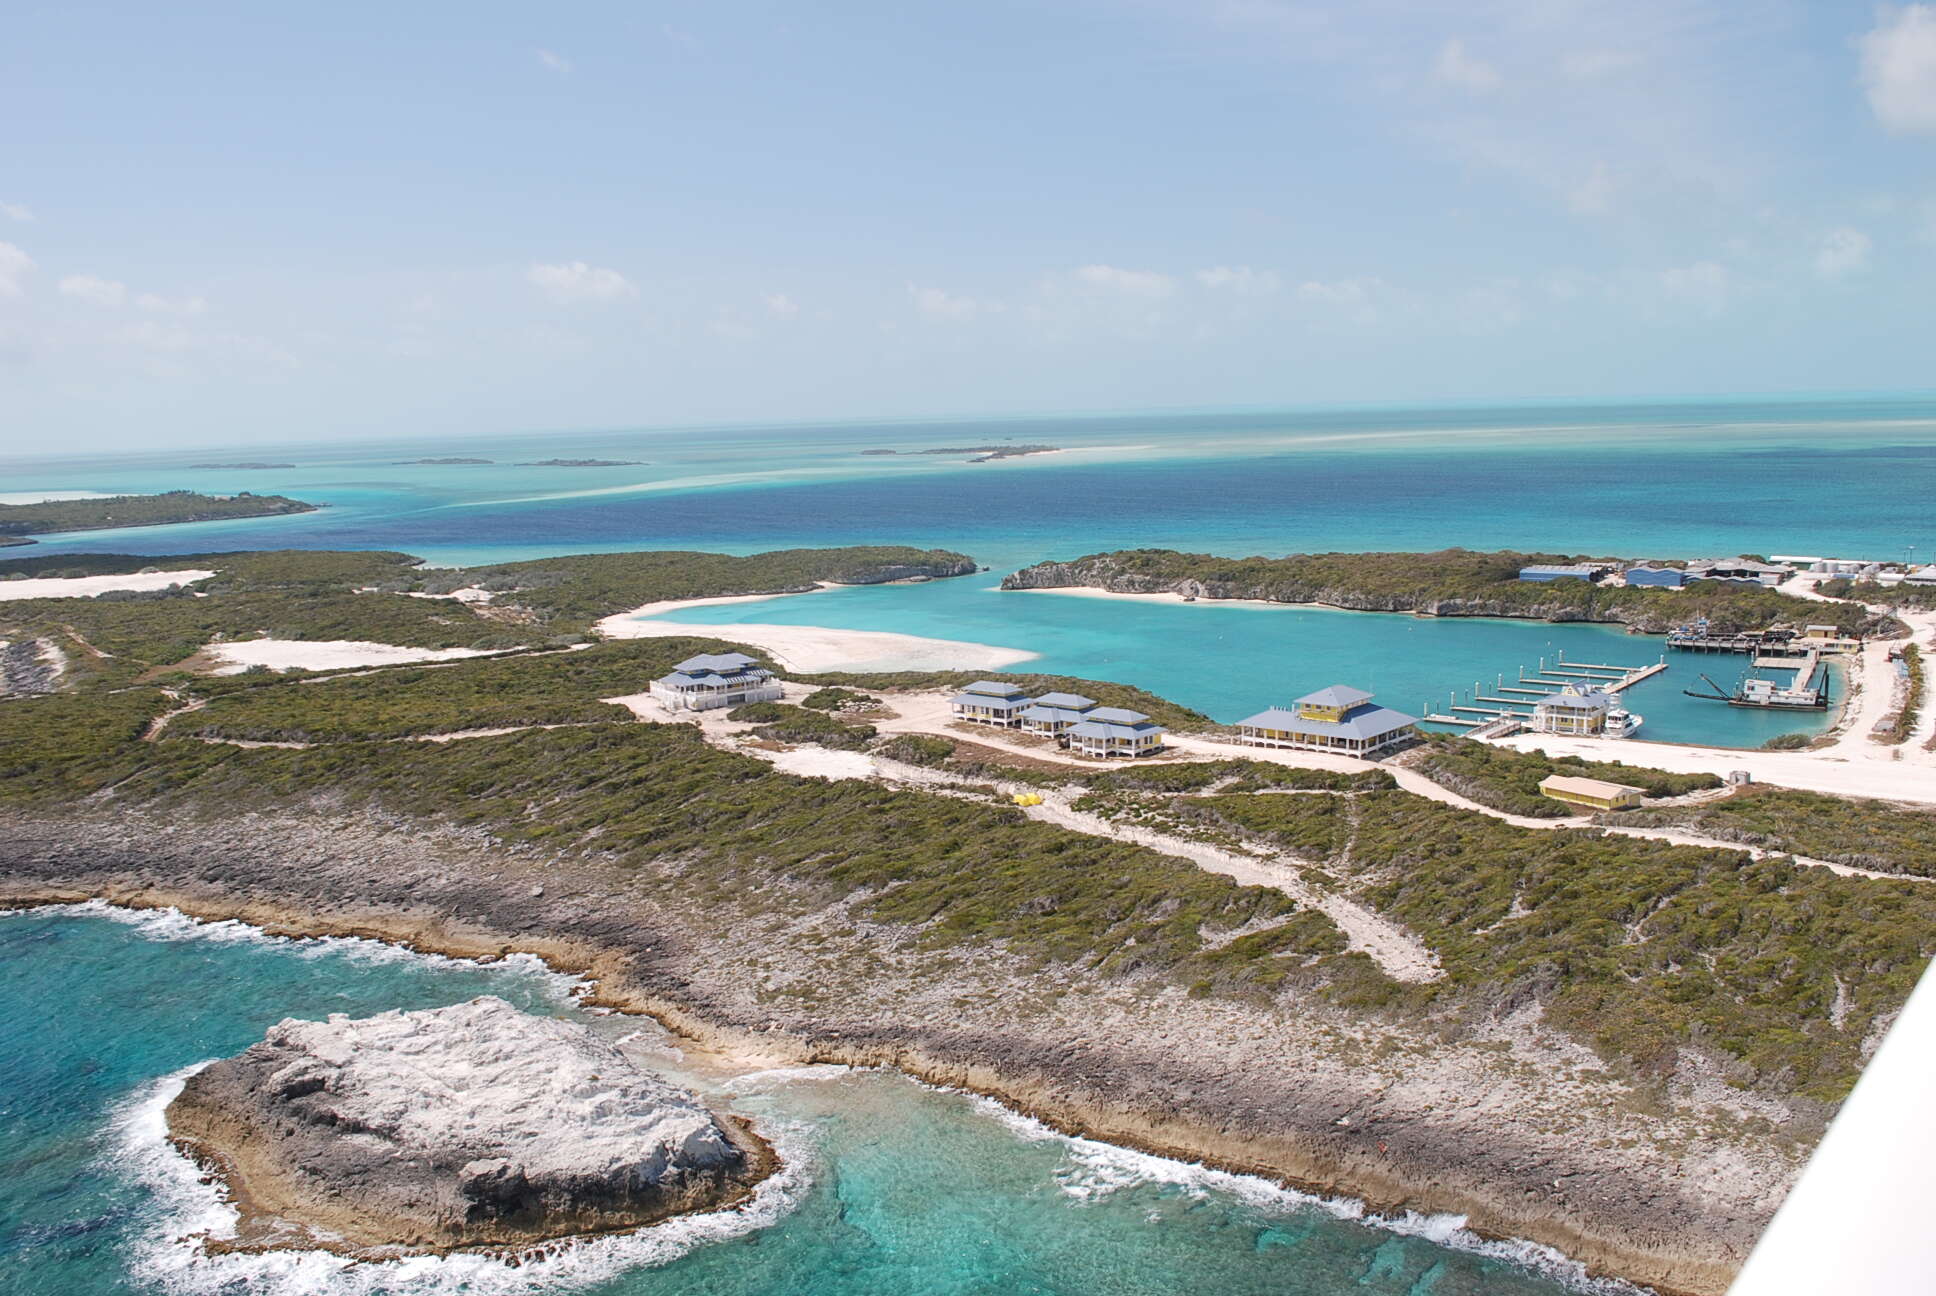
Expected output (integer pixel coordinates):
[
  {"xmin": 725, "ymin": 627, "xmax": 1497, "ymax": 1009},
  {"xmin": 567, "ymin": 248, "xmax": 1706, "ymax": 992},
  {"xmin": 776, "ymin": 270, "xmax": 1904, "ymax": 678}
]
[
  {"xmin": 1421, "ymin": 651, "xmax": 1663, "ymax": 737},
  {"xmin": 1684, "ymin": 651, "xmax": 1831, "ymax": 711}
]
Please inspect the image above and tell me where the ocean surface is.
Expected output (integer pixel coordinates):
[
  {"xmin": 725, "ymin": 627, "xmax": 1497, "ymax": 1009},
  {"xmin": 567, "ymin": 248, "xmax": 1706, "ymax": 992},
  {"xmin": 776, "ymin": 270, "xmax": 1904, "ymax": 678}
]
[
  {"xmin": 12, "ymin": 396, "xmax": 1921, "ymax": 747},
  {"xmin": 0, "ymin": 904, "xmax": 1635, "ymax": 1296}
]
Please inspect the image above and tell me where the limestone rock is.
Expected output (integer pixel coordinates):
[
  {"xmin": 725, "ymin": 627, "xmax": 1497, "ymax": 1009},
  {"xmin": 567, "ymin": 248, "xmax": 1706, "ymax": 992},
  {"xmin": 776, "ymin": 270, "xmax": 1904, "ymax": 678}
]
[{"xmin": 166, "ymin": 996, "xmax": 771, "ymax": 1253}]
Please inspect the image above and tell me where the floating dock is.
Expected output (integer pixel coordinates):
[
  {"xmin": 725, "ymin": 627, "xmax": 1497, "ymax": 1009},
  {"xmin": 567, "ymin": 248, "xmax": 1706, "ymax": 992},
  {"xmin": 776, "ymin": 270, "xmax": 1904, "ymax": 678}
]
[{"xmin": 1423, "ymin": 651, "xmax": 1664, "ymax": 728}]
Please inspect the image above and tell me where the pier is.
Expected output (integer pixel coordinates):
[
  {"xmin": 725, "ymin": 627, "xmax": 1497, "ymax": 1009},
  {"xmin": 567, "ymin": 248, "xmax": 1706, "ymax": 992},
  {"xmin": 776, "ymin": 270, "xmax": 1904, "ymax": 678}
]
[{"xmin": 1423, "ymin": 651, "xmax": 1665, "ymax": 729}]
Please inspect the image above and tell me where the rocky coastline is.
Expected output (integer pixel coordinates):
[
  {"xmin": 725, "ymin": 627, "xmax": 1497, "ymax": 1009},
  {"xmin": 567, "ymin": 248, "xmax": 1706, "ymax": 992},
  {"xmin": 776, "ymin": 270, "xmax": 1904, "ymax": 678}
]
[
  {"xmin": 166, "ymin": 996, "xmax": 775, "ymax": 1255},
  {"xmin": 0, "ymin": 808, "xmax": 1803, "ymax": 1295}
]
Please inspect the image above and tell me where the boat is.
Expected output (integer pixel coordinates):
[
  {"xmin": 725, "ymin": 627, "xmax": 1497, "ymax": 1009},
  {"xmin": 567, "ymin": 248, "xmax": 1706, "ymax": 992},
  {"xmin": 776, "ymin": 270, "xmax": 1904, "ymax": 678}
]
[
  {"xmin": 1683, "ymin": 670, "xmax": 1829, "ymax": 710},
  {"xmin": 1603, "ymin": 707, "xmax": 1643, "ymax": 738}
]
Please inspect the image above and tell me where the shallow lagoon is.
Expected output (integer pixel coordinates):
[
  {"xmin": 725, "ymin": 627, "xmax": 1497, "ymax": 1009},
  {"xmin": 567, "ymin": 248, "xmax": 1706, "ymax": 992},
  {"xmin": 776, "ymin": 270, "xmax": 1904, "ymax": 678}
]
[
  {"xmin": 643, "ymin": 573, "xmax": 1835, "ymax": 748},
  {"xmin": 0, "ymin": 905, "xmax": 1627, "ymax": 1296}
]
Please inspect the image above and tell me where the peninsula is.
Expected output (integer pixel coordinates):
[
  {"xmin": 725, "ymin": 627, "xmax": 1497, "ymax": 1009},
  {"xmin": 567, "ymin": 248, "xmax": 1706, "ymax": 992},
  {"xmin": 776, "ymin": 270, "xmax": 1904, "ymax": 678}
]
[
  {"xmin": 1004, "ymin": 548, "xmax": 1882, "ymax": 635},
  {"xmin": 167, "ymin": 996, "xmax": 773, "ymax": 1253},
  {"xmin": 8, "ymin": 541, "xmax": 1936, "ymax": 1294},
  {"xmin": 863, "ymin": 444, "xmax": 1060, "ymax": 462},
  {"xmin": 0, "ymin": 491, "xmax": 318, "ymax": 541}
]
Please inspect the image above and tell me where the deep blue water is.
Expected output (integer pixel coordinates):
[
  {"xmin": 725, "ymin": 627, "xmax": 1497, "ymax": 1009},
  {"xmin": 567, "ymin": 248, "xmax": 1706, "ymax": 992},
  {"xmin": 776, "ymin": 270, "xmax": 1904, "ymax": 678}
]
[{"xmin": 0, "ymin": 906, "xmax": 1629, "ymax": 1296}]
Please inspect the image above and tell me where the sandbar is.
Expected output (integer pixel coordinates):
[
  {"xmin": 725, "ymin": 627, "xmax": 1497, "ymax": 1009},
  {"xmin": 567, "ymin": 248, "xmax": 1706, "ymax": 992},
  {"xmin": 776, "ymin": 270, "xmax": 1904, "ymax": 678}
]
[
  {"xmin": 0, "ymin": 570, "xmax": 217, "ymax": 601},
  {"xmin": 204, "ymin": 640, "xmax": 499, "ymax": 674}
]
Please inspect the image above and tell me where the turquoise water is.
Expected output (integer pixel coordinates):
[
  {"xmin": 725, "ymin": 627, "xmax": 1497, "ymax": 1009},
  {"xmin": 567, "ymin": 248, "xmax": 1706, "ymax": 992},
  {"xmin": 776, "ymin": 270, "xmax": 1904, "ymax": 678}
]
[
  {"xmin": 9, "ymin": 397, "xmax": 1926, "ymax": 747},
  {"xmin": 0, "ymin": 905, "xmax": 1630, "ymax": 1295},
  {"xmin": 641, "ymin": 572, "xmax": 1837, "ymax": 748}
]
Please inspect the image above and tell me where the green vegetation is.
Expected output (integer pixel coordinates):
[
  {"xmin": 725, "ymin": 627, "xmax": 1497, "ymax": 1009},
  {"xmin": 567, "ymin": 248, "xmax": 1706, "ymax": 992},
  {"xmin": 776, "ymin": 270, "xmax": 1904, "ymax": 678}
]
[
  {"xmin": 1007, "ymin": 549, "xmax": 1879, "ymax": 635},
  {"xmin": 0, "ymin": 491, "xmax": 316, "ymax": 538},
  {"xmin": 1884, "ymin": 644, "xmax": 1923, "ymax": 745},
  {"xmin": 800, "ymin": 686, "xmax": 873, "ymax": 711},
  {"xmin": 1083, "ymin": 759, "xmax": 1393, "ymax": 795},
  {"xmin": 877, "ymin": 734, "xmax": 955, "ymax": 766},
  {"xmin": 1411, "ymin": 735, "xmax": 1723, "ymax": 818},
  {"xmin": 184, "ymin": 638, "xmax": 751, "ymax": 743},
  {"xmin": 414, "ymin": 546, "xmax": 974, "ymax": 631},
  {"xmin": 799, "ymin": 668, "xmax": 1211, "ymax": 729},
  {"xmin": 739, "ymin": 702, "xmax": 876, "ymax": 750},
  {"xmin": 1824, "ymin": 578, "xmax": 1936, "ymax": 609},
  {"xmin": 1604, "ymin": 786, "xmax": 1936, "ymax": 879}
]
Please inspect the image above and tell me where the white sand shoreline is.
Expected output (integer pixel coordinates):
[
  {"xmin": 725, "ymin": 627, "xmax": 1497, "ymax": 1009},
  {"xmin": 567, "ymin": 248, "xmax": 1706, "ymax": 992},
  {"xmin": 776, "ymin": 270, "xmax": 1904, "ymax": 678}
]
[
  {"xmin": 596, "ymin": 587, "xmax": 1038, "ymax": 674},
  {"xmin": 0, "ymin": 570, "xmax": 217, "ymax": 601}
]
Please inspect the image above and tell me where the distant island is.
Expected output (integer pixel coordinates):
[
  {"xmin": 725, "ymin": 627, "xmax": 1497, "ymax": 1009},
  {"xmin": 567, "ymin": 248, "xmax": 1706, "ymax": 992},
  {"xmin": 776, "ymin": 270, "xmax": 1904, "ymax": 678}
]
[
  {"xmin": 398, "ymin": 457, "xmax": 494, "ymax": 465},
  {"xmin": 189, "ymin": 461, "xmax": 295, "ymax": 470},
  {"xmin": 863, "ymin": 445, "xmax": 1060, "ymax": 462},
  {"xmin": 515, "ymin": 458, "xmax": 645, "ymax": 468},
  {"xmin": 0, "ymin": 490, "xmax": 319, "ymax": 539}
]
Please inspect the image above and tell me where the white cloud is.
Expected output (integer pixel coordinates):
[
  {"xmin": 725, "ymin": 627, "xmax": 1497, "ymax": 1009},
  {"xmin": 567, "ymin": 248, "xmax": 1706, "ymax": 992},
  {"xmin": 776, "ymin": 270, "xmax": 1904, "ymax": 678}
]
[
  {"xmin": 763, "ymin": 292, "xmax": 800, "ymax": 316},
  {"xmin": 1296, "ymin": 278, "xmax": 1380, "ymax": 306},
  {"xmin": 0, "ymin": 242, "xmax": 34, "ymax": 299},
  {"xmin": 536, "ymin": 48, "xmax": 572, "ymax": 74},
  {"xmin": 525, "ymin": 261, "xmax": 636, "ymax": 303},
  {"xmin": 1861, "ymin": 6, "xmax": 1936, "ymax": 134},
  {"xmin": 1655, "ymin": 260, "xmax": 1730, "ymax": 315},
  {"xmin": 59, "ymin": 274, "xmax": 129, "ymax": 307},
  {"xmin": 1194, "ymin": 265, "xmax": 1280, "ymax": 295},
  {"xmin": 0, "ymin": 202, "xmax": 30, "ymax": 223},
  {"xmin": 1814, "ymin": 227, "xmax": 1873, "ymax": 280},
  {"xmin": 1073, "ymin": 264, "xmax": 1175, "ymax": 298},
  {"xmin": 910, "ymin": 284, "xmax": 988, "ymax": 320},
  {"xmin": 1433, "ymin": 38, "xmax": 1500, "ymax": 94}
]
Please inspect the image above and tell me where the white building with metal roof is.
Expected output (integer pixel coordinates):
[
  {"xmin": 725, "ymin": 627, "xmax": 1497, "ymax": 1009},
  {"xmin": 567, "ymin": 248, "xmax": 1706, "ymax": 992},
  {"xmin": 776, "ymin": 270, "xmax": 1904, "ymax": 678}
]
[
  {"xmin": 1018, "ymin": 691, "xmax": 1097, "ymax": 736},
  {"xmin": 1236, "ymin": 685, "xmax": 1418, "ymax": 757},
  {"xmin": 1066, "ymin": 706, "xmax": 1166, "ymax": 757},
  {"xmin": 949, "ymin": 679, "xmax": 1035, "ymax": 728},
  {"xmin": 649, "ymin": 651, "xmax": 783, "ymax": 712}
]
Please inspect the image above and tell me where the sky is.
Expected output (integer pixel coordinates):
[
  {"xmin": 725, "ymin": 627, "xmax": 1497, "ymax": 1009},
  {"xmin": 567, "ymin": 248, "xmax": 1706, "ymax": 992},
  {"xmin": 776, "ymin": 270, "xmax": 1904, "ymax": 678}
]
[{"xmin": 4, "ymin": 0, "xmax": 1936, "ymax": 452}]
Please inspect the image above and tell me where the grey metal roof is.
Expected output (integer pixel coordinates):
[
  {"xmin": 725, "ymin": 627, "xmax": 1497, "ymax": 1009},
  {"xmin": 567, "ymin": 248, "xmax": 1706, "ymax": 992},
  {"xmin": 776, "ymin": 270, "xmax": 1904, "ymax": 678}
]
[
  {"xmin": 1534, "ymin": 689, "xmax": 1613, "ymax": 711},
  {"xmin": 1069, "ymin": 718, "xmax": 1165, "ymax": 740},
  {"xmin": 1084, "ymin": 706, "xmax": 1150, "ymax": 724},
  {"xmin": 1519, "ymin": 565, "xmax": 1602, "ymax": 578},
  {"xmin": 950, "ymin": 692, "xmax": 1031, "ymax": 712},
  {"xmin": 1019, "ymin": 705, "xmax": 1087, "ymax": 724},
  {"xmin": 1031, "ymin": 691, "xmax": 1097, "ymax": 710},
  {"xmin": 673, "ymin": 652, "xmax": 762, "ymax": 673},
  {"xmin": 1238, "ymin": 703, "xmax": 1417, "ymax": 741},
  {"xmin": 1295, "ymin": 684, "xmax": 1372, "ymax": 709},
  {"xmin": 961, "ymin": 679, "xmax": 1029, "ymax": 698}
]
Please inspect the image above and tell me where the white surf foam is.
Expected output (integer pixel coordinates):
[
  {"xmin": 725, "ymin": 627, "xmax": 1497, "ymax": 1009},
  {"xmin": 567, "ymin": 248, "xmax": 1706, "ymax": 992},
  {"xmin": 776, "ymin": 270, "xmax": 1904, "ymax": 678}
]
[
  {"xmin": 109, "ymin": 1068, "xmax": 813, "ymax": 1296},
  {"xmin": 962, "ymin": 1092, "xmax": 1649, "ymax": 1295}
]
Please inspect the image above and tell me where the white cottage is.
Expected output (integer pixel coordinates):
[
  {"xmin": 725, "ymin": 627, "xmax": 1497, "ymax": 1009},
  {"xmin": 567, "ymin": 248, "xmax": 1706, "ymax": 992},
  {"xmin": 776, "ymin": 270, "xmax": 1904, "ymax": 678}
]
[{"xmin": 648, "ymin": 652, "xmax": 784, "ymax": 712}]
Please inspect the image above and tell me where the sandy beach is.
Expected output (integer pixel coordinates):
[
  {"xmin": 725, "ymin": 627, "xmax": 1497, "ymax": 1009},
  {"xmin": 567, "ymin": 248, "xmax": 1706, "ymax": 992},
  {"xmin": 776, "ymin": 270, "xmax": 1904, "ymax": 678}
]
[
  {"xmin": 0, "ymin": 570, "xmax": 216, "ymax": 601},
  {"xmin": 596, "ymin": 589, "xmax": 1038, "ymax": 673},
  {"xmin": 203, "ymin": 640, "xmax": 501, "ymax": 674}
]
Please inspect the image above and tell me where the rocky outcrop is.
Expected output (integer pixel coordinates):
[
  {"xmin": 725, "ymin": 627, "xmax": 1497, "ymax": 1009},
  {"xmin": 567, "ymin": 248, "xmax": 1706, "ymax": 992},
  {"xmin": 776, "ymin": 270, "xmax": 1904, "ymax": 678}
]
[
  {"xmin": 165, "ymin": 996, "xmax": 773, "ymax": 1253},
  {"xmin": 830, "ymin": 555, "xmax": 979, "ymax": 585}
]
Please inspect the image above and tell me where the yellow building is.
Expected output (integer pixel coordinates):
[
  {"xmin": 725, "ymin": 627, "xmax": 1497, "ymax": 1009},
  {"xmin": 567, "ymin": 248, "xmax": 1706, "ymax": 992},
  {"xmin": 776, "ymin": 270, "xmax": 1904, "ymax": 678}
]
[{"xmin": 1538, "ymin": 775, "xmax": 1644, "ymax": 811}]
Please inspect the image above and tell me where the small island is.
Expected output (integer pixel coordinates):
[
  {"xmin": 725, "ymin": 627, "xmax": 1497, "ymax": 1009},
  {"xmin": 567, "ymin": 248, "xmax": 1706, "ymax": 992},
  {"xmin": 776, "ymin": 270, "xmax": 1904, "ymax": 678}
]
[
  {"xmin": 515, "ymin": 458, "xmax": 646, "ymax": 468},
  {"xmin": 189, "ymin": 462, "xmax": 296, "ymax": 470},
  {"xmin": 397, "ymin": 457, "xmax": 495, "ymax": 465},
  {"xmin": 165, "ymin": 997, "xmax": 774, "ymax": 1254},
  {"xmin": 863, "ymin": 445, "xmax": 1060, "ymax": 462},
  {"xmin": 0, "ymin": 491, "xmax": 319, "ymax": 540}
]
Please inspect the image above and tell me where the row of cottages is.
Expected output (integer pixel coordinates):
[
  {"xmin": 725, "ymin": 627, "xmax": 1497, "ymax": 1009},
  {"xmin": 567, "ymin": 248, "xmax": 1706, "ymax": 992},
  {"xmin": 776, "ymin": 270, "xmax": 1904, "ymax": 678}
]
[
  {"xmin": 648, "ymin": 652, "xmax": 785, "ymax": 712},
  {"xmin": 1236, "ymin": 685, "xmax": 1419, "ymax": 758},
  {"xmin": 947, "ymin": 680, "xmax": 1167, "ymax": 756}
]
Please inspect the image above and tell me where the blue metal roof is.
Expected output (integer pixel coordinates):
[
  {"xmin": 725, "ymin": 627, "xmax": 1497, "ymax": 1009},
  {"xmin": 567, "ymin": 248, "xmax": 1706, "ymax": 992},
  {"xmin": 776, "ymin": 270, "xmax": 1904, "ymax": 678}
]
[
  {"xmin": 672, "ymin": 652, "xmax": 763, "ymax": 673},
  {"xmin": 961, "ymin": 679, "xmax": 1029, "ymax": 698},
  {"xmin": 950, "ymin": 692, "xmax": 1031, "ymax": 712},
  {"xmin": 1238, "ymin": 703, "xmax": 1417, "ymax": 741},
  {"xmin": 1069, "ymin": 718, "xmax": 1165, "ymax": 740},
  {"xmin": 1085, "ymin": 706, "xmax": 1150, "ymax": 724},
  {"xmin": 1295, "ymin": 684, "xmax": 1372, "ymax": 709},
  {"xmin": 1031, "ymin": 691, "xmax": 1096, "ymax": 709},
  {"xmin": 1019, "ymin": 705, "xmax": 1087, "ymax": 724}
]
